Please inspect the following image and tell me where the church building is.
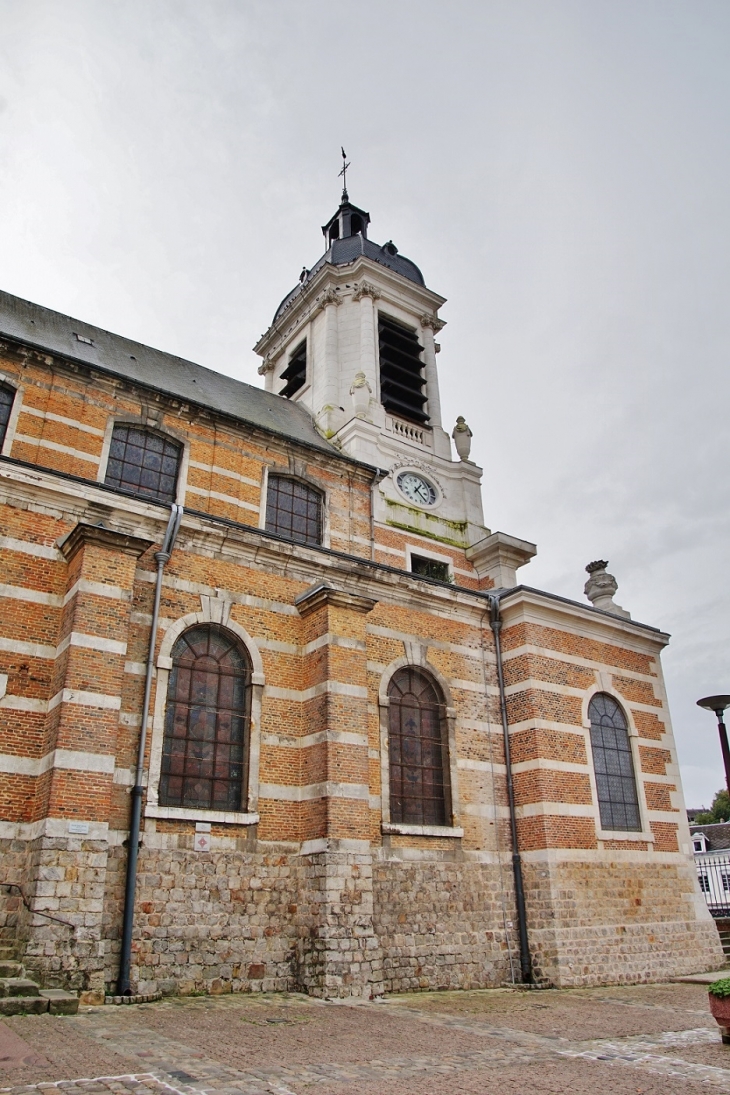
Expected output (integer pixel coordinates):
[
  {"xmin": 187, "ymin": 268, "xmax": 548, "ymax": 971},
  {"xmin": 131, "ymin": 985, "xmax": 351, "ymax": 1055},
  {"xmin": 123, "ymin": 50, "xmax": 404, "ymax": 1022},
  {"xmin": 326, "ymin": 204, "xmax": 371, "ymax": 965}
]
[{"xmin": 0, "ymin": 184, "xmax": 721, "ymax": 1002}]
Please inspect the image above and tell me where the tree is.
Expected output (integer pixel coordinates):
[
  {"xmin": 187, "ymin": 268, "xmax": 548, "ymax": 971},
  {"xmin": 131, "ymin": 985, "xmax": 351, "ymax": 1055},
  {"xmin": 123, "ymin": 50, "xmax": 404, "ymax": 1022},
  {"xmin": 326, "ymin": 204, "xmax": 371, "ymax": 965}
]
[{"xmin": 693, "ymin": 789, "xmax": 730, "ymax": 825}]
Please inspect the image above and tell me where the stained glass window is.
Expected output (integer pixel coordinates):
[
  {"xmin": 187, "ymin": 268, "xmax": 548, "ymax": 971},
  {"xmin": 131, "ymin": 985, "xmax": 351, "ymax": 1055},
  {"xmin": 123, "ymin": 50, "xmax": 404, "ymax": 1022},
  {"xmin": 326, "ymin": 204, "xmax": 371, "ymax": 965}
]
[
  {"xmin": 588, "ymin": 693, "xmax": 641, "ymax": 831},
  {"xmin": 265, "ymin": 474, "xmax": 322, "ymax": 546},
  {"xmin": 0, "ymin": 385, "xmax": 15, "ymax": 450},
  {"xmin": 159, "ymin": 626, "xmax": 251, "ymax": 812},
  {"xmin": 104, "ymin": 424, "xmax": 181, "ymax": 503},
  {"xmin": 388, "ymin": 667, "xmax": 450, "ymax": 826}
]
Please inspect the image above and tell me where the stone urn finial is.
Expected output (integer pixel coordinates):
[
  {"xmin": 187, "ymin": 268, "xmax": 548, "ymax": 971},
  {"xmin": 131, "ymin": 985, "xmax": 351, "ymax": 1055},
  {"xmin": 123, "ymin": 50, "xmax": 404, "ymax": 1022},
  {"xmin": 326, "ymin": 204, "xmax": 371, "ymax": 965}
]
[
  {"xmin": 452, "ymin": 416, "xmax": 473, "ymax": 461},
  {"xmin": 350, "ymin": 371, "xmax": 372, "ymax": 417},
  {"xmin": 584, "ymin": 560, "xmax": 630, "ymax": 619}
]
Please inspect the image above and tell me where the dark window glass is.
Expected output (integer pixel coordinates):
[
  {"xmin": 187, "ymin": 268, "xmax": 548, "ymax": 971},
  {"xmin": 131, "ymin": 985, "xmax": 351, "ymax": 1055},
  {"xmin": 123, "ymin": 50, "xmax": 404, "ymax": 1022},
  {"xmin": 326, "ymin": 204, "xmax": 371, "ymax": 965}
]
[
  {"xmin": 104, "ymin": 424, "xmax": 181, "ymax": 503},
  {"xmin": 388, "ymin": 667, "xmax": 450, "ymax": 826},
  {"xmin": 265, "ymin": 474, "xmax": 322, "ymax": 546},
  {"xmin": 279, "ymin": 341, "xmax": 307, "ymax": 399},
  {"xmin": 410, "ymin": 555, "xmax": 450, "ymax": 582},
  {"xmin": 588, "ymin": 693, "xmax": 641, "ymax": 831},
  {"xmin": 378, "ymin": 314, "xmax": 429, "ymax": 425},
  {"xmin": 159, "ymin": 625, "xmax": 251, "ymax": 812},
  {"xmin": 0, "ymin": 385, "xmax": 15, "ymax": 450},
  {"xmin": 699, "ymin": 874, "xmax": 710, "ymax": 893}
]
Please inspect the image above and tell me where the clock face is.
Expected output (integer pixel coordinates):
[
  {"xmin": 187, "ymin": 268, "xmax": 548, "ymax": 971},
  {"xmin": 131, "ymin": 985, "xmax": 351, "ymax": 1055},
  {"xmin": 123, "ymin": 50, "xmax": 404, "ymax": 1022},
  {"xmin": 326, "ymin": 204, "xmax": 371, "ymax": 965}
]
[{"xmin": 397, "ymin": 471, "xmax": 437, "ymax": 507}]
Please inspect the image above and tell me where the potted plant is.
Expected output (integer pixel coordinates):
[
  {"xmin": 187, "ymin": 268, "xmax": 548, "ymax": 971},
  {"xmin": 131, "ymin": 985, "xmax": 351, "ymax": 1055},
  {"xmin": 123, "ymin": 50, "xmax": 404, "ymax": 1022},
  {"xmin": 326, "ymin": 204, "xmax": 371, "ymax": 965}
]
[{"xmin": 708, "ymin": 977, "xmax": 730, "ymax": 1043}]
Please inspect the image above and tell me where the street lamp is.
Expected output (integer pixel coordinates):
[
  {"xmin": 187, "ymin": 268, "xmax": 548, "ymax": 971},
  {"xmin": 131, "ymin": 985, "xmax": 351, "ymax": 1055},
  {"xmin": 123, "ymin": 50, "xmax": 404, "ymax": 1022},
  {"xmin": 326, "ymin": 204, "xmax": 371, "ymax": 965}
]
[{"xmin": 697, "ymin": 695, "xmax": 730, "ymax": 797}]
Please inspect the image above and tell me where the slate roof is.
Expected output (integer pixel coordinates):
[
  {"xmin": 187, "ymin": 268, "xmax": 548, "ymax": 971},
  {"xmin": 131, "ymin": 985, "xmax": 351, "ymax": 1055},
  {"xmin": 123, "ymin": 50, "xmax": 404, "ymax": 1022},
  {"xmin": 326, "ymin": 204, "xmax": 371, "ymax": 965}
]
[
  {"xmin": 690, "ymin": 822, "xmax": 730, "ymax": 850},
  {"xmin": 273, "ymin": 235, "xmax": 426, "ymax": 322},
  {"xmin": 0, "ymin": 290, "xmax": 346, "ymax": 460}
]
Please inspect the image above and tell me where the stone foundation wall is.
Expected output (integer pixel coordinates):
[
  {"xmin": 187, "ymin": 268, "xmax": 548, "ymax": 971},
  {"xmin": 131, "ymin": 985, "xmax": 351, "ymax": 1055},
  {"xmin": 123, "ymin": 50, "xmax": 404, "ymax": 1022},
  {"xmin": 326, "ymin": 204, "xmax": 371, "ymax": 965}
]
[
  {"xmin": 296, "ymin": 845, "xmax": 383, "ymax": 1000},
  {"xmin": 0, "ymin": 836, "xmax": 34, "ymax": 954},
  {"xmin": 21, "ymin": 833, "xmax": 108, "ymax": 998},
  {"xmin": 104, "ymin": 838, "xmax": 305, "ymax": 996},
  {"xmin": 525, "ymin": 856, "xmax": 725, "ymax": 986},
  {"xmin": 372, "ymin": 854, "xmax": 518, "ymax": 992},
  {"xmin": 9, "ymin": 834, "xmax": 725, "ymax": 997}
]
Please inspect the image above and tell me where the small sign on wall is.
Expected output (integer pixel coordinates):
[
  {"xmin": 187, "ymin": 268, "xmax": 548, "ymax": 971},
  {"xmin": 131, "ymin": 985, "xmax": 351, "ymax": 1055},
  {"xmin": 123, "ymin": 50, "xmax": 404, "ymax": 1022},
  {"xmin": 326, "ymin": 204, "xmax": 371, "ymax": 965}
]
[
  {"xmin": 194, "ymin": 821, "xmax": 211, "ymax": 852},
  {"xmin": 68, "ymin": 821, "xmax": 89, "ymax": 834}
]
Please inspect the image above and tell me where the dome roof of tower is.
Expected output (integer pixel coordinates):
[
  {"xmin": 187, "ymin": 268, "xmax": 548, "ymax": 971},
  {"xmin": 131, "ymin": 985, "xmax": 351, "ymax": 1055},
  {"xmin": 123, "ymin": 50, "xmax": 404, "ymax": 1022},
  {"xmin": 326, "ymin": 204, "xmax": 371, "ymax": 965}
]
[{"xmin": 272, "ymin": 235, "xmax": 425, "ymax": 323}]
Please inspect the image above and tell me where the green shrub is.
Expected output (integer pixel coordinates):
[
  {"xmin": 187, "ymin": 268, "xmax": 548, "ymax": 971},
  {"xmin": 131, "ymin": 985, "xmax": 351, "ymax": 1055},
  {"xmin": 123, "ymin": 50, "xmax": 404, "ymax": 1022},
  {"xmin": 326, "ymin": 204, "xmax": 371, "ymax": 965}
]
[{"xmin": 709, "ymin": 977, "xmax": 730, "ymax": 998}]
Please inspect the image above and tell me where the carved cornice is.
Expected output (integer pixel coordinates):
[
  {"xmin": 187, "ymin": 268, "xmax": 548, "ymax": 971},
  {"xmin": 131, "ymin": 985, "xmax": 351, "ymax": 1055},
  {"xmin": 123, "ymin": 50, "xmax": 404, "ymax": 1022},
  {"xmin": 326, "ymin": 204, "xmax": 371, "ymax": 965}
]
[
  {"xmin": 352, "ymin": 281, "xmax": 382, "ymax": 302},
  {"xmin": 465, "ymin": 531, "xmax": 536, "ymax": 587},
  {"xmin": 420, "ymin": 313, "xmax": 446, "ymax": 332},
  {"xmin": 311, "ymin": 287, "xmax": 342, "ymax": 317},
  {"xmin": 295, "ymin": 583, "xmax": 378, "ymax": 617},
  {"xmin": 59, "ymin": 523, "xmax": 154, "ymax": 563}
]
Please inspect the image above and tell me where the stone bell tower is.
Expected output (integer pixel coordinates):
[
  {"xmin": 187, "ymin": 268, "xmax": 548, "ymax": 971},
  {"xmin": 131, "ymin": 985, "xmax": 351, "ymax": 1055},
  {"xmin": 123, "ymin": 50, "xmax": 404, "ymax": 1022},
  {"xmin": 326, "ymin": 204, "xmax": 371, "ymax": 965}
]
[{"xmin": 254, "ymin": 186, "xmax": 526, "ymax": 566}]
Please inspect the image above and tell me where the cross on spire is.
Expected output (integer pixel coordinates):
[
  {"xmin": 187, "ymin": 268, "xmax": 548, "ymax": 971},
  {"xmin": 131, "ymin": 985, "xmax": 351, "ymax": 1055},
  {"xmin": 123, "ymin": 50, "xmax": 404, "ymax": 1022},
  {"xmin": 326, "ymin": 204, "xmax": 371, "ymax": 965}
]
[{"xmin": 338, "ymin": 146, "xmax": 350, "ymax": 201}]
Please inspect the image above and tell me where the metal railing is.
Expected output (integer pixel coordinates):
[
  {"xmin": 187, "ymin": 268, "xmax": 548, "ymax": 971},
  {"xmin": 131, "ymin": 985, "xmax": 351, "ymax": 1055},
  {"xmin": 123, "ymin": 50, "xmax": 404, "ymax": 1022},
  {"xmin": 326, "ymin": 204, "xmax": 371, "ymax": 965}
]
[{"xmin": 695, "ymin": 854, "xmax": 730, "ymax": 917}]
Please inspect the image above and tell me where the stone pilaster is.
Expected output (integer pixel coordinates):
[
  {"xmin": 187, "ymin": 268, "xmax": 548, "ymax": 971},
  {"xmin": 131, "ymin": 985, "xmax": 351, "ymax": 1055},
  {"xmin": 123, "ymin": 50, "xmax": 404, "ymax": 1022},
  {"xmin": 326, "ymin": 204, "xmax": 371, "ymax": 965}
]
[
  {"xmin": 419, "ymin": 315, "xmax": 444, "ymax": 431},
  {"xmin": 22, "ymin": 524, "xmax": 151, "ymax": 999},
  {"xmin": 294, "ymin": 584, "xmax": 383, "ymax": 998}
]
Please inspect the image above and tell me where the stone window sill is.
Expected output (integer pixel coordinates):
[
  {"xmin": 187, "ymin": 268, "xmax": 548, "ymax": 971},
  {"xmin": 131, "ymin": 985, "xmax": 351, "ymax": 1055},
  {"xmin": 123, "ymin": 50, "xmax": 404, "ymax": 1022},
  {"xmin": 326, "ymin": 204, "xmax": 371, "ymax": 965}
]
[
  {"xmin": 145, "ymin": 805, "xmax": 260, "ymax": 826},
  {"xmin": 382, "ymin": 823, "xmax": 464, "ymax": 838},
  {"xmin": 597, "ymin": 828, "xmax": 655, "ymax": 843}
]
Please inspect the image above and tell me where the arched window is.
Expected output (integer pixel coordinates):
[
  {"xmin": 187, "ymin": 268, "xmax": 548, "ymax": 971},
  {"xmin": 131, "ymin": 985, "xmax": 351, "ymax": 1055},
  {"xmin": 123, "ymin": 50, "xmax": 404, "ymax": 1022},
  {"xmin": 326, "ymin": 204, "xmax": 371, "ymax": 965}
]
[
  {"xmin": 159, "ymin": 625, "xmax": 251, "ymax": 811},
  {"xmin": 588, "ymin": 693, "xmax": 641, "ymax": 831},
  {"xmin": 265, "ymin": 474, "xmax": 322, "ymax": 546},
  {"xmin": 0, "ymin": 384, "xmax": 16, "ymax": 450},
  {"xmin": 388, "ymin": 667, "xmax": 450, "ymax": 825},
  {"xmin": 104, "ymin": 423, "xmax": 182, "ymax": 503}
]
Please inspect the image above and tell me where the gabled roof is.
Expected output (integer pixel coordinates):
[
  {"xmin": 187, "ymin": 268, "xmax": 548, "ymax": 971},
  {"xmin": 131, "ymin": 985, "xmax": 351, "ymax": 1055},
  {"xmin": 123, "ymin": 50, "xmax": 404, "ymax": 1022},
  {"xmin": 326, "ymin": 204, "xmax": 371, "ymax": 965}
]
[
  {"xmin": 690, "ymin": 821, "xmax": 730, "ymax": 850},
  {"xmin": 0, "ymin": 290, "xmax": 347, "ymax": 460}
]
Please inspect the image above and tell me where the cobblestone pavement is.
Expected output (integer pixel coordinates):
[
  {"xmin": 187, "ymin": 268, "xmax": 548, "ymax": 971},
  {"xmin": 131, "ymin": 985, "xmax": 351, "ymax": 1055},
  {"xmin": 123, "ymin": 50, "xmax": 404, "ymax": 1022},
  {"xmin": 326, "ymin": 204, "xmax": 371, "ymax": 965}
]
[{"xmin": 0, "ymin": 983, "xmax": 729, "ymax": 1095}]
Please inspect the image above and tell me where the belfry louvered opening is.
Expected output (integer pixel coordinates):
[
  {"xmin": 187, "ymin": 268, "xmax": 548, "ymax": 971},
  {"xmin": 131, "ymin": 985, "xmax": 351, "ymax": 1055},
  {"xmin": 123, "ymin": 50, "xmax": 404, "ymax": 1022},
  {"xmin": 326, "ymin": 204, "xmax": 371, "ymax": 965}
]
[
  {"xmin": 378, "ymin": 314, "xmax": 429, "ymax": 425},
  {"xmin": 279, "ymin": 340, "xmax": 307, "ymax": 399}
]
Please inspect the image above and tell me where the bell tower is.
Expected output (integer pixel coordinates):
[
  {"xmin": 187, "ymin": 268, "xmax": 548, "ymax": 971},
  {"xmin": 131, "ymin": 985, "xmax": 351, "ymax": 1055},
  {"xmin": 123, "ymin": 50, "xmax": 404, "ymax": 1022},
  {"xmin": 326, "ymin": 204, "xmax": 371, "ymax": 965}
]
[{"xmin": 254, "ymin": 180, "xmax": 529, "ymax": 564}]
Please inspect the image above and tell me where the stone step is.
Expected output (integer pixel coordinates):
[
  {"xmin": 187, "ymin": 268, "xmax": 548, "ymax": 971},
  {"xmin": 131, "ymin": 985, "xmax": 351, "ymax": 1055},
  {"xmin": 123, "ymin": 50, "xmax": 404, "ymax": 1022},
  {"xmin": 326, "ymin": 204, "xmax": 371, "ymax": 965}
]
[
  {"xmin": 0, "ymin": 977, "xmax": 41, "ymax": 998},
  {"xmin": 0, "ymin": 996, "xmax": 48, "ymax": 1015},
  {"xmin": 0, "ymin": 961, "xmax": 23, "ymax": 978},
  {"xmin": 39, "ymin": 989, "xmax": 79, "ymax": 1015}
]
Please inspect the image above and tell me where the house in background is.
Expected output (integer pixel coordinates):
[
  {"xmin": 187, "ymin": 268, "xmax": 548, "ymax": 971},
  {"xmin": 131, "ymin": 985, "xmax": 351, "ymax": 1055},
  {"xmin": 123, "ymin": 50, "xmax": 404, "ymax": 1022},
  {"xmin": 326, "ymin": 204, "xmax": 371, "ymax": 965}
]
[
  {"xmin": 689, "ymin": 821, "xmax": 730, "ymax": 963},
  {"xmin": 0, "ymin": 188, "xmax": 722, "ymax": 1001}
]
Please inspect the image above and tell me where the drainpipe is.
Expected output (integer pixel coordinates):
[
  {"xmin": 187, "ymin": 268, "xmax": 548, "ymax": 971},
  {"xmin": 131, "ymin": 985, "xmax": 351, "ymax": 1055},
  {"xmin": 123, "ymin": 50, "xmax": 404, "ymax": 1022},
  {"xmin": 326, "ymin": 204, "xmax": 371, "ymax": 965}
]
[
  {"xmin": 117, "ymin": 503, "xmax": 183, "ymax": 995},
  {"xmin": 489, "ymin": 593, "xmax": 533, "ymax": 985}
]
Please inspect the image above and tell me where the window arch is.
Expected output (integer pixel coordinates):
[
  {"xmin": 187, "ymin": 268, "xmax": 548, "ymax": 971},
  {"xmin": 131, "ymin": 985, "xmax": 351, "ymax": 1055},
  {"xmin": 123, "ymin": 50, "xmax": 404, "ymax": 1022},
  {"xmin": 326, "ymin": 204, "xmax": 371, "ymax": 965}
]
[
  {"xmin": 588, "ymin": 693, "xmax": 641, "ymax": 831},
  {"xmin": 265, "ymin": 474, "xmax": 322, "ymax": 545},
  {"xmin": 159, "ymin": 625, "xmax": 251, "ymax": 811},
  {"xmin": 388, "ymin": 666, "xmax": 451, "ymax": 825},
  {"xmin": 0, "ymin": 384, "xmax": 16, "ymax": 450},
  {"xmin": 104, "ymin": 423, "xmax": 182, "ymax": 503}
]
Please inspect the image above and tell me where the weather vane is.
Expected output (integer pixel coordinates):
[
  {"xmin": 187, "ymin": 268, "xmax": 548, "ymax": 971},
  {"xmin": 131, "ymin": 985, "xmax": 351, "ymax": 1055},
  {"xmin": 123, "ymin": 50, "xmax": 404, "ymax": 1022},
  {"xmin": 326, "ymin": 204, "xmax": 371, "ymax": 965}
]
[{"xmin": 338, "ymin": 146, "xmax": 350, "ymax": 200}]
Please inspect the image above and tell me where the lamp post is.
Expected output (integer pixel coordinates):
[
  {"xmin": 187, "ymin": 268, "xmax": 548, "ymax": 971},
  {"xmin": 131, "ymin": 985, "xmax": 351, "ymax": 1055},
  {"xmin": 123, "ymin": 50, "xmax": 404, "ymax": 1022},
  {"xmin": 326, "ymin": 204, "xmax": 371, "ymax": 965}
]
[{"xmin": 697, "ymin": 695, "xmax": 730, "ymax": 797}]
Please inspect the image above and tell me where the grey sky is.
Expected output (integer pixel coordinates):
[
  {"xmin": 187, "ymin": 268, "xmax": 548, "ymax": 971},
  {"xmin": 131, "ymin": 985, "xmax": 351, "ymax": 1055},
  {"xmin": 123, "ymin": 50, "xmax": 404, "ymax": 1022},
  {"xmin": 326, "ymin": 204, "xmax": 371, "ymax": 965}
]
[{"xmin": 1, "ymin": 0, "xmax": 728, "ymax": 807}]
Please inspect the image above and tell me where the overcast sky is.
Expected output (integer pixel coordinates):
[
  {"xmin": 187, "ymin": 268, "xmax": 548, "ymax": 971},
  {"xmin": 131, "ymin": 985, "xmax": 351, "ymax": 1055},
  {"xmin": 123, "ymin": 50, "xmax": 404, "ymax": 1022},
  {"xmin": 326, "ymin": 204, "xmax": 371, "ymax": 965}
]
[{"xmin": 1, "ymin": 0, "xmax": 728, "ymax": 807}]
